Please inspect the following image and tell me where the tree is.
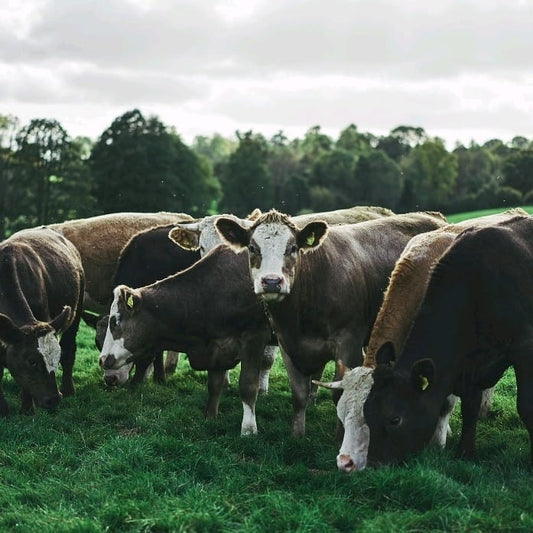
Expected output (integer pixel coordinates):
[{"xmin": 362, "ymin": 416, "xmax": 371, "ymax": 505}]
[
  {"xmin": 90, "ymin": 109, "xmax": 219, "ymax": 215},
  {"xmin": 399, "ymin": 138, "xmax": 458, "ymax": 210},
  {"xmin": 336, "ymin": 124, "xmax": 372, "ymax": 154},
  {"xmin": 503, "ymin": 149, "xmax": 533, "ymax": 195},
  {"xmin": 219, "ymin": 131, "xmax": 273, "ymax": 215},
  {"xmin": 354, "ymin": 150, "xmax": 402, "ymax": 209},
  {"xmin": 377, "ymin": 125, "xmax": 427, "ymax": 162},
  {"xmin": 0, "ymin": 114, "xmax": 19, "ymax": 238}
]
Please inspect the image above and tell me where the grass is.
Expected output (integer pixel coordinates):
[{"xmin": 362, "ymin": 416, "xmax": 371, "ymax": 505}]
[
  {"xmin": 0, "ymin": 324, "xmax": 532, "ymax": 532},
  {"xmin": 445, "ymin": 205, "xmax": 533, "ymax": 223},
  {"xmin": 2, "ymin": 206, "xmax": 533, "ymax": 532}
]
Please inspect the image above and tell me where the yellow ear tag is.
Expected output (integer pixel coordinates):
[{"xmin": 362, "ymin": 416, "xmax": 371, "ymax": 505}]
[
  {"xmin": 127, "ymin": 294, "xmax": 134, "ymax": 309},
  {"xmin": 306, "ymin": 232, "xmax": 315, "ymax": 246},
  {"xmin": 419, "ymin": 375, "xmax": 429, "ymax": 391}
]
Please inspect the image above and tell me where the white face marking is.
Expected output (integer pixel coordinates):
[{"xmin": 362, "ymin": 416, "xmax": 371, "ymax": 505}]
[
  {"xmin": 336, "ymin": 367, "xmax": 375, "ymax": 472},
  {"xmin": 99, "ymin": 289, "xmax": 133, "ymax": 369},
  {"xmin": 250, "ymin": 223, "xmax": 294, "ymax": 296},
  {"xmin": 38, "ymin": 332, "xmax": 61, "ymax": 374},
  {"xmin": 104, "ymin": 362, "xmax": 133, "ymax": 386},
  {"xmin": 241, "ymin": 402, "xmax": 257, "ymax": 436}
]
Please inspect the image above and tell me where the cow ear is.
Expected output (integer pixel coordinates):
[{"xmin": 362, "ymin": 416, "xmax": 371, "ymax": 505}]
[
  {"xmin": 168, "ymin": 225, "xmax": 200, "ymax": 251},
  {"xmin": 50, "ymin": 306, "xmax": 72, "ymax": 334},
  {"xmin": 296, "ymin": 221, "xmax": 328, "ymax": 252},
  {"xmin": 410, "ymin": 358, "xmax": 435, "ymax": 393},
  {"xmin": 215, "ymin": 218, "xmax": 250, "ymax": 251},
  {"xmin": 119, "ymin": 286, "xmax": 142, "ymax": 313},
  {"xmin": 335, "ymin": 359, "xmax": 351, "ymax": 379},
  {"xmin": 376, "ymin": 341, "xmax": 396, "ymax": 366},
  {"xmin": 246, "ymin": 208, "xmax": 262, "ymax": 221},
  {"xmin": 0, "ymin": 313, "xmax": 23, "ymax": 344}
]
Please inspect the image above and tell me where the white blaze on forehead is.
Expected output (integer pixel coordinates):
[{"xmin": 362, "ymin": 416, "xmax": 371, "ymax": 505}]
[
  {"xmin": 251, "ymin": 223, "xmax": 294, "ymax": 285},
  {"xmin": 38, "ymin": 332, "xmax": 61, "ymax": 374},
  {"xmin": 336, "ymin": 366, "xmax": 375, "ymax": 471},
  {"xmin": 99, "ymin": 289, "xmax": 133, "ymax": 369}
]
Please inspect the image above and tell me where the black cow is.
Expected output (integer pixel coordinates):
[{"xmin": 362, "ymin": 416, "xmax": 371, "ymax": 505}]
[
  {"xmin": 363, "ymin": 214, "xmax": 533, "ymax": 466},
  {"xmin": 93, "ymin": 223, "xmax": 200, "ymax": 385},
  {"xmin": 0, "ymin": 227, "xmax": 84, "ymax": 414},
  {"xmin": 216, "ymin": 209, "xmax": 447, "ymax": 436}
]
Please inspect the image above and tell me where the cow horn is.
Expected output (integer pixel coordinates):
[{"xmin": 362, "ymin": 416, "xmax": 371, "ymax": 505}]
[{"xmin": 312, "ymin": 379, "xmax": 344, "ymax": 390}]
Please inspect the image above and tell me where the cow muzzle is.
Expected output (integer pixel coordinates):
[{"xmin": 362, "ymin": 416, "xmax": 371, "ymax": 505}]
[
  {"xmin": 261, "ymin": 275, "xmax": 284, "ymax": 293},
  {"xmin": 99, "ymin": 354, "xmax": 117, "ymax": 370},
  {"xmin": 337, "ymin": 453, "xmax": 366, "ymax": 473},
  {"xmin": 38, "ymin": 392, "xmax": 63, "ymax": 410}
]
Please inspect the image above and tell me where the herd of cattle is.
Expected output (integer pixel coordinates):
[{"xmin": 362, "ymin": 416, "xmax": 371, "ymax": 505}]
[{"xmin": 1, "ymin": 205, "xmax": 532, "ymax": 472}]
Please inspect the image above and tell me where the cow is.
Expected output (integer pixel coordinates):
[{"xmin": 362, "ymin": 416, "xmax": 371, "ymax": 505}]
[
  {"xmin": 98, "ymin": 246, "xmax": 274, "ymax": 435},
  {"xmin": 361, "ymin": 214, "xmax": 533, "ymax": 467},
  {"xmin": 314, "ymin": 208, "xmax": 527, "ymax": 472},
  {"xmin": 0, "ymin": 227, "xmax": 84, "ymax": 414},
  {"xmin": 215, "ymin": 209, "xmax": 447, "ymax": 436},
  {"xmin": 49, "ymin": 211, "xmax": 192, "ymax": 313},
  {"xmin": 97, "ymin": 223, "xmax": 200, "ymax": 386}
]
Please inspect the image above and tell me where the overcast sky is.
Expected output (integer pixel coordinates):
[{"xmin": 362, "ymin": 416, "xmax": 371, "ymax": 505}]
[{"xmin": 1, "ymin": 0, "xmax": 532, "ymax": 148}]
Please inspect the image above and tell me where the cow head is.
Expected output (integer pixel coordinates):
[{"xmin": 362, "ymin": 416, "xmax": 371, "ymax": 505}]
[
  {"xmin": 363, "ymin": 343, "xmax": 438, "ymax": 465},
  {"xmin": 216, "ymin": 210, "xmax": 329, "ymax": 302},
  {"xmin": 315, "ymin": 365, "xmax": 375, "ymax": 472},
  {"xmin": 0, "ymin": 306, "xmax": 71, "ymax": 410},
  {"xmin": 169, "ymin": 210, "xmax": 261, "ymax": 257},
  {"xmin": 99, "ymin": 285, "xmax": 154, "ymax": 371}
]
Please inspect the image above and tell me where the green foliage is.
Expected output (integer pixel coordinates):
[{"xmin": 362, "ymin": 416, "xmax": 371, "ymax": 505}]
[
  {"xmin": 0, "ymin": 316, "xmax": 533, "ymax": 531},
  {"xmin": 503, "ymin": 149, "xmax": 533, "ymax": 194}
]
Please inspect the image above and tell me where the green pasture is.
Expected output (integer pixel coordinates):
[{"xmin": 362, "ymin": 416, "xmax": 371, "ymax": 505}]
[{"xmin": 1, "ymin": 207, "xmax": 533, "ymax": 532}]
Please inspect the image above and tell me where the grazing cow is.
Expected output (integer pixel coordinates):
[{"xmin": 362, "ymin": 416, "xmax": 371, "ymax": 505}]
[
  {"xmin": 0, "ymin": 228, "xmax": 84, "ymax": 414},
  {"xmin": 362, "ymin": 214, "xmax": 533, "ymax": 466},
  {"xmin": 49, "ymin": 211, "xmax": 192, "ymax": 313},
  {"xmin": 216, "ymin": 210, "xmax": 447, "ymax": 436},
  {"xmin": 98, "ymin": 246, "xmax": 274, "ymax": 435},
  {"xmin": 315, "ymin": 208, "xmax": 527, "ymax": 472},
  {"xmin": 99, "ymin": 223, "xmax": 200, "ymax": 386}
]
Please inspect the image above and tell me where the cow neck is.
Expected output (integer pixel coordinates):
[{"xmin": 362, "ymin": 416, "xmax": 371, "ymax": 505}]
[{"xmin": 0, "ymin": 246, "xmax": 40, "ymax": 327}]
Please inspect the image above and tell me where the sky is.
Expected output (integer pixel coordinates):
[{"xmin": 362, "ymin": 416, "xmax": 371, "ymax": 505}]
[{"xmin": 1, "ymin": 0, "xmax": 532, "ymax": 149}]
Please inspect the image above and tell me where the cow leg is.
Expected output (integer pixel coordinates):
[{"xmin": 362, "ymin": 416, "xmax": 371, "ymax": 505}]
[
  {"xmin": 130, "ymin": 358, "xmax": 154, "ymax": 385},
  {"xmin": 152, "ymin": 351, "xmax": 166, "ymax": 384},
  {"xmin": 205, "ymin": 370, "xmax": 226, "ymax": 418},
  {"xmin": 430, "ymin": 394, "xmax": 458, "ymax": 447},
  {"xmin": 59, "ymin": 324, "xmax": 79, "ymax": 397},
  {"xmin": 164, "ymin": 351, "xmax": 180, "ymax": 375},
  {"xmin": 280, "ymin": 348, "xmax": 310, "ymax": 437},
  {"xmin": 479, "ymin": 386, "xmax": 495, "ymax": 419},
  {"xmin": 457, "ymin": 388, "xmax": 482, "ymax": 459},
  {"xmin": 0, "ymin": 366, "xmax": 8, "ymax": 417},
  {"xmin": 20, "ymin": 390, "xmax": 35, "ymax": 415},
  {"xmin": 514, "ymin": 353, "xmax": 533, "ymax": 467},
  {"xmin": 258, "ymin": 345, "xmax": 277, "ymax": 395}
]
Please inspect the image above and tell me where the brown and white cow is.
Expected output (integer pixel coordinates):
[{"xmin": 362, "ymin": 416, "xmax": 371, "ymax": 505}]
[
  {"xmin": 98, "ymin": 246, "xmax": 274, "ymax": 435},
  {"xmin": 316, "ymin": 208, "xmax": 527, "ymax": 472},
  {"xmin": 49, "ymin": 211, "xmax": 192, "ymax": 313},
  {"xmin": 216, "ymin": 209, "xmax": 447, "ymax": 436},
  {"xmin": 0, "ymin": 227, "xmax": 85, "ymax": 414},
  {"xmin": 362, "ymin": 214, "xmax": 533, "ymax": 466}
]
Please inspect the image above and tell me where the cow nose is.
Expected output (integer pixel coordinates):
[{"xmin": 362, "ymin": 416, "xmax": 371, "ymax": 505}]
[
  {"xmin": 100, "ymin": 354, "xmax": 116, "ymax": 369},
  {"xmin": 41, "ymin": 393, "xmax": 62, "ymax": 410},
  {"xmin": 337, "ymin": 454, "xmax": 357, "ymax": 473},
  {"xmin": 261, "ymin": 276, "xmax": 283, "ymax": 293},
  {"xmin": 104, "ymin": 374, "xmax": 119, "ymax": 387}
]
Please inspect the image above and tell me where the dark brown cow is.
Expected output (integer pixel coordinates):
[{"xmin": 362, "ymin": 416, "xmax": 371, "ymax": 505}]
[
  {"xmin": 0, "ymin": 227, "xmax": 84, "ymax": 414},
  {"xmin": 363, "ymin": 214, "xmax": 533, "ymax": 466},
  {"xmin": 216, "ymin": 209, "xmax": 447, "ymax": 435},
  {"xmin": 88, "ymin": 223, "xmax": 201, "ymax": 386},
  {"xmin": 98, "ymin": 246, "xmax": 274, "ymax": 435}
]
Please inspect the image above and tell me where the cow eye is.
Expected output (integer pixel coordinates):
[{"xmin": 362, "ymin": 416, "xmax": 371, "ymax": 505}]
[
  {"xmin": 248, "ymin": 244, "xmax": 259, "ymax": 256},
  {"xmin": 388, "ymin": 415, "xmax": 402, "ymax": 427},
  {"xmin": 110, "ymin": 315, "xmax": 119, "ymax": 329},
  {"xmin": 288, "ymin": 244, "xmax": 298, "ymax": 255},
  {"xmin": 28, "ymin": 359, "xmax": 39, "ymax": 369}
]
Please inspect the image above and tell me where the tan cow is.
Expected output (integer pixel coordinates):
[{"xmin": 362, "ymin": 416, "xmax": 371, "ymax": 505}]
[{"xmin": 49, "ymin": 211, "xmax": 192, "ymax": 312}]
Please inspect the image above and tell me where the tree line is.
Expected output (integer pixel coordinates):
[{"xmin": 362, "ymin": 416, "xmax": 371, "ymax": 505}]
[{"xmin": 1, "ymin": 108, "xmax": 532, "ymax": 238}]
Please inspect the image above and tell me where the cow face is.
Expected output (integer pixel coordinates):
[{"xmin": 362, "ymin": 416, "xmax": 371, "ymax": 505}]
[
  {"xmin": 315, "ymin": 366, "xmax": 375, "ymax": 472},
  {"xmin": 363, "ymin": 358, "xmax": 438, "ymax": 465},
  {"xmin": 216, "ymin": 211, "xmax": 328, "ymax": 302},
  {"xmin": 99, "ymin": 285, "xmax": 153, "ymax": 370},
  {"xmin": 0, "ymin": 312, "xmax": 69, "ymax": 410}
]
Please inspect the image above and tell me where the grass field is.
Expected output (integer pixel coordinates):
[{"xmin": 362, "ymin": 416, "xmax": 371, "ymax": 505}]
[{"xmin": 1, "ymin": 207, "xmax": 533, "ymax": 532}]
